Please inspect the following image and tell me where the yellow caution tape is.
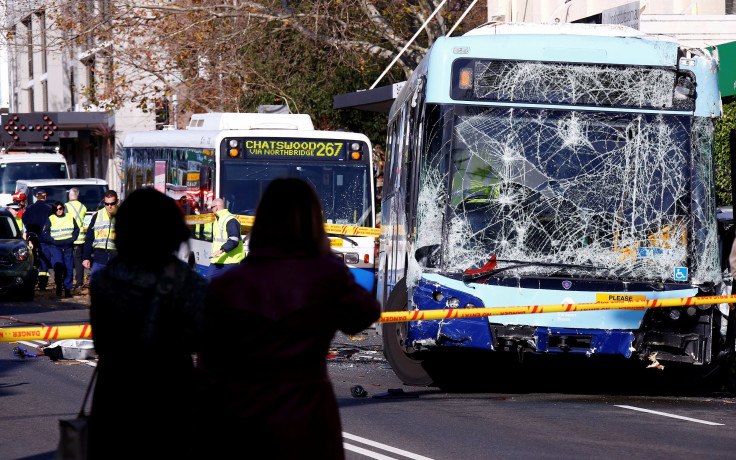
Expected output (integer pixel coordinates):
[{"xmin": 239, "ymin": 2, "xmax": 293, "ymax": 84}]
[
  {"xmin": 0, "ymin": 324, "xmax": 92, "ymax": 343},
  {"xmin": 184, "ymin": 214, "xmax": 380, "ymax": 237},
  {"xmin": 2, "ymin": 294, "xmax": 731, "ymax": 342},
  {"xmin": 323, "ymin": 223, "xmax": 380, "ymax": 238},
  {"xmin": 379, "ymin": 294, "xmax": 736, "ymax": 323}
]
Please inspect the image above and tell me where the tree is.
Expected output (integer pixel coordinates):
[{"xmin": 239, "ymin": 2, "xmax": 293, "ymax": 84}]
[
  {"xmin": 715, "ymin": 99, "xmax": 736, "ymax": 206},
  {"xmin": 12, "ymin": 0, "xmax": 485, "ymax": 146}
]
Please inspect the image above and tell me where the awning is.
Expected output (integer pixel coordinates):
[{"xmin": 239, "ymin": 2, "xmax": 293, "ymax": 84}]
[{"xmin": 713, "ymin": 41, "xmax": 736, "ymax": 98}]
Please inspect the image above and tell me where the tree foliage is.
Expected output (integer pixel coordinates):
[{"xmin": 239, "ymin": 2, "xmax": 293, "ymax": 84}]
[
  {"xmin": 715, "ymin": 98, "xmax": 736, "ymax": 206},
  {"xmin": 9, "ymin": 0, "xmax": 486, "ymax": 148}
]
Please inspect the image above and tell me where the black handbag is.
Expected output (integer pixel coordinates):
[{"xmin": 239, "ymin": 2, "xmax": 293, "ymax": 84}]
[{"xmin": 55, "ymin": 366, "xmax": 97, "ymax": 460}]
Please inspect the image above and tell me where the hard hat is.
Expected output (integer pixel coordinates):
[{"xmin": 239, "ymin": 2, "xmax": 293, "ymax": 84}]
[{"xmin": 12, "ymin": 191, "xmax": 26, "ymax": 201}]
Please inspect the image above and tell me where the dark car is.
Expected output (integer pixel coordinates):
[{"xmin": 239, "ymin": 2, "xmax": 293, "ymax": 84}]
[{"xmin": 0, "ymin": 209, "xmax": 36, "ymax": 301}]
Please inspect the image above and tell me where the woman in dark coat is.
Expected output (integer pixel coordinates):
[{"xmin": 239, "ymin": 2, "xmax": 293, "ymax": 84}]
[
  {"xmin": 199, "ymin": 178, "xmax": 380, "ymax": 459},
  {"xmin": 88, "ymin": 189, "xmax": 207, "ymax": 459}
]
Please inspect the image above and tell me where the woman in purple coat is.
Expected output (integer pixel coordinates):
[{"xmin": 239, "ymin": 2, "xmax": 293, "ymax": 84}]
[{"xmin": 199, "ymin": 178, "xmax": 380, "ymax": 459}]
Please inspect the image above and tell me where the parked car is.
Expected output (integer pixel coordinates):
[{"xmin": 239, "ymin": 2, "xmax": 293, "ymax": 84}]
[{"xmin": 0, "ymin": 209, "xmax": 36, "ymax": 301}]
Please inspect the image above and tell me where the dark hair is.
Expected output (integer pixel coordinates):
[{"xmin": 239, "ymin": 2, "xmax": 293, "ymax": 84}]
[
  {"xmin": 53, "ymin": 201, "xmax": 64, "ymax": 211},
  {"xmin": 249, "ymin": 178, "xmax": 330, "ymax": 256},
  {"xmin": 104, "ymin": 190, "xmax": 118, "ymax": 201},
  {"xmin": 114, "ymin": 188, "xmax": 190, "ymax": 268}
]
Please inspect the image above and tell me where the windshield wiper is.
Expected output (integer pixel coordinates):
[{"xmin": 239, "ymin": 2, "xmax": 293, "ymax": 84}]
[
  {"xmin": 463, "ymin": 259, "xmax": 601, "ymax": 282},
  {"xmin": 332, "ymin": 234, "xmax": 359, "ymax": 246}
]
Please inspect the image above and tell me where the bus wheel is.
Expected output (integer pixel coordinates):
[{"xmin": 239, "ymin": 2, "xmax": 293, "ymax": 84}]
[{"xmin": 382, "ymin": 279, "xmax": 435, "ymax": 386}]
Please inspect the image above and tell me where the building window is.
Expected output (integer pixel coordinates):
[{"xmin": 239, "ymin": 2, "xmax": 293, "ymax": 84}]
[
  {"xmin": 28, "ymin": 87, "xmax": 35, "ymax": 111},
  {"xmin": 37, "ymin": 11, "xmax": 47, "ymax": 74},
  {"xmin": 86, "ymin": 57, "xmax": 97, "ymax": 104},
  {"xmin": 41, "ymin": 80, "xmax": 48, "ymax": 111},
  {"xmin": 22, "ymin": 17, "xmax": 33, "ymax": 79}
]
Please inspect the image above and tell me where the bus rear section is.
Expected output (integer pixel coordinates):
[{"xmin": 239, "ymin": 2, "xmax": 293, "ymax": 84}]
[{"xmin": 379, "ymin": 23, "xmax": 730, "ymax": 387}]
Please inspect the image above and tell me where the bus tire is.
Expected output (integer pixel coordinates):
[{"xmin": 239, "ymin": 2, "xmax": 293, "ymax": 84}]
[{"xmin": 382, "ymin": 278, "xmax": 435, "ymax": 386}]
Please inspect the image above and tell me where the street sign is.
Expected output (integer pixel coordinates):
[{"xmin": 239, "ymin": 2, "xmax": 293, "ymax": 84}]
[
  {"xmin": 602, "ymin": 1, "xmax": 640, "ymax": 30},
  {"xmin": 1, "ymin": 113, "xmax": 59, "ymax": 143}
]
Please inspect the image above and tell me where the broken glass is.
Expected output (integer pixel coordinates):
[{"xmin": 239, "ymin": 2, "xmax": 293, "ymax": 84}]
[{"xmin": 412, "ymin": 104, "xmax": 719, "ymax": 285}]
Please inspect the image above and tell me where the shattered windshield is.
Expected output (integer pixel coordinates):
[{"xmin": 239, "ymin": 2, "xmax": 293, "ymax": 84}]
[{"xmin": 416, "ymin": 105, "xmax": 695, "ymax": 282}]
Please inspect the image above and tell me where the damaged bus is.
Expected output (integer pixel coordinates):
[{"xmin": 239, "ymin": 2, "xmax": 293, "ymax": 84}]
[{"xmin": 378, "ymin": 22, "xmax": 729, "ymax": 386}]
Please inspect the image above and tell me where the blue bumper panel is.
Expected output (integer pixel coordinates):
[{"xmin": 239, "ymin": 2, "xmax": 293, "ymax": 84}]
[
  {"xmin": 408, "ymin": 278, "xmax": 494, "ymax": 350},
  {"xmin": 534, "ymin": 328, "xmax": 635, "ymax": 357}
]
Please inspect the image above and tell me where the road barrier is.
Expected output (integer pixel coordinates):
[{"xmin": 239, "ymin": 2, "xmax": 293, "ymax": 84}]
[
  {"xmin": 0, "ymin": 325, "xmax": 92, "ymax": 343},
  {"xmin": 2, "ymin": 295, "xmax": 733, "ymax": 341}
]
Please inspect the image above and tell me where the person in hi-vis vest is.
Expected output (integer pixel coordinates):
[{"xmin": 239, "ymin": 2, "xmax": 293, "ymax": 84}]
[
  {"xmin": 83, "ymin": 190, "xmax": 119, "ymax": 277},
  {"xmin": 207, "ymin": 198, "xmax": 244, "ymax": 279},
  {"xmin": 65, "ymin": 187, "xmax": 88, "ymax": 290},
  {"xmin": 42, "ymin": 201, "xmax": 79, "ymax": 298}
]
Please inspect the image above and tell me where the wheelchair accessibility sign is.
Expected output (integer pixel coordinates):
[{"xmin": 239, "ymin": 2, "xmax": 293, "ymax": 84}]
[{"xmin": 674, "ymin": 267, "xmax": 688, "ymax": 281}]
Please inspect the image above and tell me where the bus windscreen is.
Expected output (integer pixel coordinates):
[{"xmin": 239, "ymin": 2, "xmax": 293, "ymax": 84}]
[
  {"xmin": 0, "ymin": 163, "xmax": 68, "ymax": 194},
  {"xmin": 220, "ymin": 161, "xmax": 372, "ymax": 227}
]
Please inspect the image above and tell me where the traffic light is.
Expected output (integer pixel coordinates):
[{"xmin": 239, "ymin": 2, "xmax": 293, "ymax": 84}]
[
  {"xmin": 1, "ymin": 113, "xmax": 58, "ymax": 143},
  {"xmin": 155, "ymin": 98, "xmax": 170, "ymax": 130}
]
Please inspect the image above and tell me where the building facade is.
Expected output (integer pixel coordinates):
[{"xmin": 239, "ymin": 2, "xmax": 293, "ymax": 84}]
[
  {"xmin": 487, "ymin": 0, "xmax": 736, "ymax": 48},
  {"xmin": 1, "ymin": 0, "xmax": 164, "ymax": 191}
]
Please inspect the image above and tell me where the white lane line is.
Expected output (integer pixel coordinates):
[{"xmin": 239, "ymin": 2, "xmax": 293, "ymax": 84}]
[
  {"xmin": 343, "ymin": 432, "xmax": 434, "ymax": 460},
  {"xmin": 344, "ymin": 443, "xmax": 397, "ymax": 460},
  {"xmin": 16, "ymin": 340, "xmax": 44, "ymax": 350},
  {"xmin": 615, "ymin": 405, "xmax": 724, "ymax": 426}
]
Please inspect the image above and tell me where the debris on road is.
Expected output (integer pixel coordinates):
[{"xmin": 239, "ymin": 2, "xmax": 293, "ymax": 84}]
[
  {"xmin": 350, "ymin": 385, "xmax": 368, "ymax": 398},
  {"xmin": 44, "ymin": 339, "xmax": 95, "ymax": 361},
  {"xmin": 372, "ymin": 388, "xmax": 419, "ymax": 399},
  {"xmin": 12, "ymin": 346, "xmax": 38, "ymax": 358}
]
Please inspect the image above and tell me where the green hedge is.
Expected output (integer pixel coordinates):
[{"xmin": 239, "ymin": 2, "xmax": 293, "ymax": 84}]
[{"xmin": 716, "ymin": 99, "xmax": 736, "ymax": 206}]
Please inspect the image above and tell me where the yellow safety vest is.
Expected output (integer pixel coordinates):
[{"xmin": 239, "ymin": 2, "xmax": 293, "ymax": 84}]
[
  {"xmin": 15, "ymin": 217, "xmax": 22, "ymax": 232},
  {"xmin": 92, "ymin": 210, "xmax": 116, "ymax": 251},
  {"xmin": 49, "ymin": 214, "xmax": 75, "ymax": 241},
  {"xmin": 65, "ymin": 200, "xmax": 87, "ymax": 244},
  {"xmin": 195, "ymin": 222, "xmax": 213, "ymax": 240},
  {"xmin": 211, "ymin": 210, "xmax": 244, "ymax": 264}
]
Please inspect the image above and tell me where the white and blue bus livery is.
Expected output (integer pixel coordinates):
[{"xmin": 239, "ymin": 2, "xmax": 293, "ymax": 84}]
[{"xmin": 378, "ymin": 23, "xmax": 727, "ymax": 386}]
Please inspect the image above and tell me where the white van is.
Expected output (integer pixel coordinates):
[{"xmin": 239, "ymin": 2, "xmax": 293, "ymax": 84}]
[
  {"xmin": 15, "ymin": 178, "xmax": 108, "ymax": 230},
  {"xmin": 0, "ymin": 152, "xmax": 69, "ymax": 206}
]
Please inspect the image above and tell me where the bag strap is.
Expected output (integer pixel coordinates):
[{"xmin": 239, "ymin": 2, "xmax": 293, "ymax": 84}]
[{"xmin": 78, "ymin": 366, "xmax": 98, "ymax": 418}]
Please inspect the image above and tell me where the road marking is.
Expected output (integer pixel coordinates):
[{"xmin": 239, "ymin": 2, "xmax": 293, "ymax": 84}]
[
  {"xmin": 343, "ymin": 432, "xmax": 433, "ymax": 459},
  {"xmin": 344, "ymin": 443, "xmax": 397, "ymax": 460},
  {"xmin": 615, "ymin": 405, "xmax": 724, "ymax": 426},
  {"xmin": 17, "ymin": 340, "xmax": 46, "ymax": 350}
]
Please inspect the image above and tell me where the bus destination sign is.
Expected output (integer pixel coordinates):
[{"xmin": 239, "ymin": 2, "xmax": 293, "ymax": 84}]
[{"xmin": 242, "ymin": 138, "xmax": 346, "ymax": 160}]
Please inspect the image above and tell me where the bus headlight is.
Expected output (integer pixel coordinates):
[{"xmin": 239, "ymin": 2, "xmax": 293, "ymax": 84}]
[
  {"xmin": 446, "ymin": 297, "xmax": 460, "ymax": 309},
  {"xmin": 344, "ymin": 252, "xmax": 360, "ymax": 264}
]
